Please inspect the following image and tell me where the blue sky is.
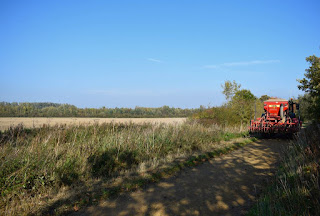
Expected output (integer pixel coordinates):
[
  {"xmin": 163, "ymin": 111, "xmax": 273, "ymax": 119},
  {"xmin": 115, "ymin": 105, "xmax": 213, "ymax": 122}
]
[{"xmin": 0, "ymin": 1, "xmax": 319, "ymax": 108}]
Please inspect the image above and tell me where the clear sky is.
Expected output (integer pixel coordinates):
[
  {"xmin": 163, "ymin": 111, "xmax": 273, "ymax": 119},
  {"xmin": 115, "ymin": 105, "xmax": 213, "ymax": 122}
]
[{"xmin": 1, "ymin": 1, "xmax": 319, "ymax": 108}]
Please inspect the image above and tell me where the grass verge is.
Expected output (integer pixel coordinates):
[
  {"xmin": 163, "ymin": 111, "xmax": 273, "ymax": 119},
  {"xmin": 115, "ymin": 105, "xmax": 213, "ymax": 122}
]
[
  {"xmin": 0, "ymin": 121, "xmax": 252, "ymax": 215},
  {"xmin": 247, "ymin": 123, "xmax": 320, "ymax": 215},
  {"xmin": 47, "ymin": 137, "xmax": 256, "ymax": 215}
]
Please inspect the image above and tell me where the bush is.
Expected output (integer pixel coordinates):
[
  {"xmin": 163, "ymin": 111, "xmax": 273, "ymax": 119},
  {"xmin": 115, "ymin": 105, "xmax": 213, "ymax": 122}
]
[{"xmin": 88, "ymin": 149, "xmax": 139, "ymax": 178}]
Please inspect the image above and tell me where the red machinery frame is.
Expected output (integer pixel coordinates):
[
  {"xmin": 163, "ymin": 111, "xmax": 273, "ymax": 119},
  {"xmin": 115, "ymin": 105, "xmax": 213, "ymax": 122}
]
[{"xmin": 250, "ymin": 99, "xmax": 301, "ymax": 134}]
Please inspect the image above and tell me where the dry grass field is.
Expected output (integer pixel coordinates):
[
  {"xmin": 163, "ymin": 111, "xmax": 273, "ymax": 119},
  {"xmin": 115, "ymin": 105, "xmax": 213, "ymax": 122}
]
[
  {"xmin": 0, "ymin": 119, "xmax": 247, "ymax": 215},
  {"xmin": 0, "ymin": 117, "xmax": 186, "ymax": 131}
]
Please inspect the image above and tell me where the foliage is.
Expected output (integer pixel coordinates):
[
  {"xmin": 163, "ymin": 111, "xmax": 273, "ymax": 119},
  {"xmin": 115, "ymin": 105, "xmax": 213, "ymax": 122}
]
[
  {"xmin": 230, "ymin": 89, "xmax": 256, "ymax": 125},
  {"xmin": 259, "ymin": 95, "xmax": 271, "ymax": 102},
  {"xmin": 297, "ymin": 55, "xmax": 320, "ymax": 97},
  {"xmin": 297, "ymin": 93, "xmax": 318, "ymax": 121},
  {"xmin": 88, "ymin": 149, "xmax": 138, "ymax": 178},
  {"xmin": 248, "ymin": 124, "xmax": 320, "ymax": 216},
  {"xmin": 297, "ymin": 55, "xmax": 320, "ymax": 122},
  {"xmin": 194, "ymin": 80, "xmax": 257, "ymax": 127},
  {"xmin": 193, "ymin": 105, "xmax": 236, "ymax": 126},
  {"xmin": 221, "ymin": 80, "xmax": 241, "ymax": 100},
  {"xmin": 0, "ymin": 102, "xmax": 199, "ymax": 118}
]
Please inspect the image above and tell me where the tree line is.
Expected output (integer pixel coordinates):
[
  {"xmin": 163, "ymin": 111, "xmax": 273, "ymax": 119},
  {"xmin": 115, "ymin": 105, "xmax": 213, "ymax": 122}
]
[{"xmin": 0, "ymin": 102, "xmax": 201, "ymax": 118}]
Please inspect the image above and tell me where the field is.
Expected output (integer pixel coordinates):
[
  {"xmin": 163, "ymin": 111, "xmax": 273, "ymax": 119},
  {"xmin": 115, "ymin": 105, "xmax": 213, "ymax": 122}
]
[
  {"xmin": 0, "ymin": 117, "xmax": 186, "ymax": 131},
  {"xmin": 0, "ymin": 120, "xmax": 249, "ymax": 215}
]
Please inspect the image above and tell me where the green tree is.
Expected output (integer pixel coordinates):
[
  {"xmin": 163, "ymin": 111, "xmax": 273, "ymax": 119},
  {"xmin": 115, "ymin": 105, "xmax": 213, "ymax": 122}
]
[
  {"xmin": 230, "ymin": 89, "xmax": 256, "ymax": 129},
  {"xmin": 298, "ymin": 93, "xmax": 313, "ymax": 121},
  {"xmin": 259, "ymin": 95, "xmax": 270, "ymax": 102},
  {"xmin": 297, "ymin": 55, "xmax": 320, "ymax": 121},
  {"xmin": 297, "ymin": 55, "xmax": 320, "ymax": 96},
  {"xmin": 193, "ymin": 81, "xmax": 257, "ymax": 128},
  {"xmin": 221, "ymin": 80, "xmax": 241, "ymax": 100}
]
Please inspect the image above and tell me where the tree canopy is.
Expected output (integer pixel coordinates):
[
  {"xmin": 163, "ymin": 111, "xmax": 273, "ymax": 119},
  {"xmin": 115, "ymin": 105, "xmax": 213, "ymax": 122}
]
[
  {"xmin": 297, "ymin": 55, "xmax": 320, "ymax": 121},
  {"xmin": 259, "ymin": 95, "xmax": 271, "ymax": 102},
  {"xmin": 298, "ymin": 55, "xmax": 320, "ymax": 97},
  {"xmin": 221, "ymin": 80, "xmax": 241, "ymax": 100}
]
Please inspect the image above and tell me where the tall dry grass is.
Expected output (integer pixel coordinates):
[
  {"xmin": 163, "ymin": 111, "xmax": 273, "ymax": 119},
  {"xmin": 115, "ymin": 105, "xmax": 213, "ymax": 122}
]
[
  {"xmin": 0, "ymin": 121, "xmax": 246, "ymax": 215},
  {"xmin": 0, "ymin": 117, "xmax": 187, "ymax": 131},
  {"xmin": 248, "ymin": 123, "xmax": 320, "ymax": 215}
]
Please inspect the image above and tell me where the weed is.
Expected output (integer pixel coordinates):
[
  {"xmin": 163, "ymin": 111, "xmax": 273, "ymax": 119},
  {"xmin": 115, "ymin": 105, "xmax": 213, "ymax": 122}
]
[
  {"xmin": 55, "ymin": 158, "xmax": 79, "ymax": 186},
  {"xmin": 0, "ymin": 121, "xmax": 245, "ymax": 215}
]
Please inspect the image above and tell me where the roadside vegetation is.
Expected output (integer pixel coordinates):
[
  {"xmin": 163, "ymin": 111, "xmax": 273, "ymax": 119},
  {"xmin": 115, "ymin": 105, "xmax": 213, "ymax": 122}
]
[
  {"xmin": 249, "ymin": 123, "xmax": 320, "ymax": 215},
  {"xmin": 0, "ymin": 121, "xmax": 252, "ymax": 215},
  {"xmin": 249, "ymin": 54, "xmax": 320, "ymax": 215},
  {"xmin": 193, "ymin": 80, "xmax": 268, "ymax": 129}
]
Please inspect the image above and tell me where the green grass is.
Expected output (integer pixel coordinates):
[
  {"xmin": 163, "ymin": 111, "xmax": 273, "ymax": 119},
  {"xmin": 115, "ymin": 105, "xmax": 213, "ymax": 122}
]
[
  {"xmin": 0, "ymin": 121, "xmax": 249, "ymax": 215},
  {"xmin": 248, "ymin": 123, "xmax": 320, "ymax": 216}
]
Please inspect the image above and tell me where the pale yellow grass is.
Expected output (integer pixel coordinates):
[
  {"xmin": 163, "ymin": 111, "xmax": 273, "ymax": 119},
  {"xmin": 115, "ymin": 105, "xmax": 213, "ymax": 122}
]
[{"xmin": 0, "ymin": 117, "xmax": 187, "ymax": 131}]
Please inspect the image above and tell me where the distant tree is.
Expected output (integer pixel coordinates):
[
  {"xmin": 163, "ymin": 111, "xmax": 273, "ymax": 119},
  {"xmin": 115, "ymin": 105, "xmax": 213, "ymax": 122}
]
[
  {"xmin": 259, "ymin": 95, "xmax": 271, "ymax": 102},
  {"xmin": 222, "ymin": 80, "xmax": 241, "ymax": 100}
]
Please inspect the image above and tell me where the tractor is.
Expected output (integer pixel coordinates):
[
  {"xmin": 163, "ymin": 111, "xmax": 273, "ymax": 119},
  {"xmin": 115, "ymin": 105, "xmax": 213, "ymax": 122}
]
[{"xmin": 250, "ymin": 98, "xmax": 302, "ymax": 135}]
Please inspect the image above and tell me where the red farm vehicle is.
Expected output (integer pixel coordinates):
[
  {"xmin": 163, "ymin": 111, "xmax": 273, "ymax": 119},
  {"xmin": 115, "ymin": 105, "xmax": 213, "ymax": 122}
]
[{"xmin": 250, "ymin": 98, "xmax": 302, "ymax": 135}]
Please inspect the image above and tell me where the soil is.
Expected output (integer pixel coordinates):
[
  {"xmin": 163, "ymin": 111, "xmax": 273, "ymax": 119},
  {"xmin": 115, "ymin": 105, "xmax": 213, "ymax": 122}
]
[{"xmin": 74, "ymin": 138, "xmax": 288, "ymax": 216}]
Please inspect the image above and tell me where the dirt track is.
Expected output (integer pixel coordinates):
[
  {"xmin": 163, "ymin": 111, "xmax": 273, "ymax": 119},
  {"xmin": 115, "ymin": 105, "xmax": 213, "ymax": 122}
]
[{"xmin": 75, "ymin": 138, "xmax": 287, "ymax": 216}]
